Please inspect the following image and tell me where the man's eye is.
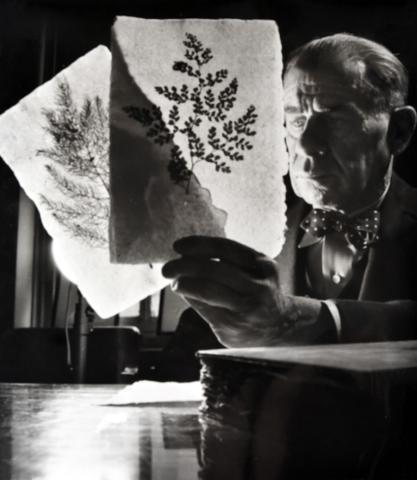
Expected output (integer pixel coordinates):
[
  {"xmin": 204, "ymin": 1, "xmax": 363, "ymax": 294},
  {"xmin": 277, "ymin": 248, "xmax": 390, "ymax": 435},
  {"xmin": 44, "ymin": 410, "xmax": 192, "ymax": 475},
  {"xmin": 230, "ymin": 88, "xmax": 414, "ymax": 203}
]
[{"xmin": 290, "ymin": 117, "xmax": 306, "ymax": 128}]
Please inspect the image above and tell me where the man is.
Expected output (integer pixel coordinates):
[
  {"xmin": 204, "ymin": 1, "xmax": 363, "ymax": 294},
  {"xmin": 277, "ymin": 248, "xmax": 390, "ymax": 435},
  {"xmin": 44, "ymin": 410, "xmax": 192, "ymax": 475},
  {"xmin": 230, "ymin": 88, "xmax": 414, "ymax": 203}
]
[{"xmin": 162, "ymin": 33, "xmax": 417, "ymax": 349}]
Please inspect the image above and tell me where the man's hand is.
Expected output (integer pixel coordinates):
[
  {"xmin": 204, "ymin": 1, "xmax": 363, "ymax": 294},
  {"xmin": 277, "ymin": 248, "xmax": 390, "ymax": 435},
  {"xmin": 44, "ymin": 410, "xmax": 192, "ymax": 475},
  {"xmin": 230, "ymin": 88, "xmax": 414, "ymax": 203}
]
[{"xmin": 162, "ymin": 236, "xmax": 325, "ymax": 348}]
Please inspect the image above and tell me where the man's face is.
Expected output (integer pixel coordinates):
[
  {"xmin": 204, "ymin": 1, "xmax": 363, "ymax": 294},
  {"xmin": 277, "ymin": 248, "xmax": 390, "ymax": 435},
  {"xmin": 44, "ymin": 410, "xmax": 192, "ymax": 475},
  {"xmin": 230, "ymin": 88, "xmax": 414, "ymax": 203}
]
[{"xmin": 284, "ymin": 63, "xmax": 392, "ymax": 213}]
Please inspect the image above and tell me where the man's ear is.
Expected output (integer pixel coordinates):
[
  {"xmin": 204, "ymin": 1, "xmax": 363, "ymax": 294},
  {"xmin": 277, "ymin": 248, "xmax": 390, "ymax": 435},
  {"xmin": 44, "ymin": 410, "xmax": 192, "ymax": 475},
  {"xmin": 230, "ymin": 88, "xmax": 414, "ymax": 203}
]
[{"xmin": 387, "ymin": 106, "xmax": 417, "ymax": 156}]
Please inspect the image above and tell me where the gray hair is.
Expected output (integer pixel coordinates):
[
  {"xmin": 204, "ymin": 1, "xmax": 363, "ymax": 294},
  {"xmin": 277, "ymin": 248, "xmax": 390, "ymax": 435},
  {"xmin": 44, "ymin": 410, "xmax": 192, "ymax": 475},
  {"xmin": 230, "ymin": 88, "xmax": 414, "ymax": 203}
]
[{"xmin": 284, "ymin": 33, "xmax": 409, "ymax": 112}]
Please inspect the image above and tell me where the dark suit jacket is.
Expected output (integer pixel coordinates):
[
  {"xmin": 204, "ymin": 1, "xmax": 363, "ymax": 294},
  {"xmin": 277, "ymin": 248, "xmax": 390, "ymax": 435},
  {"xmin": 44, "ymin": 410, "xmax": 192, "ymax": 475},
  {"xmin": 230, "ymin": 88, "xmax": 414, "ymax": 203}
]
[{"xmin": 276, "ymin": 173, "xmax": 417, "ymax": 342}]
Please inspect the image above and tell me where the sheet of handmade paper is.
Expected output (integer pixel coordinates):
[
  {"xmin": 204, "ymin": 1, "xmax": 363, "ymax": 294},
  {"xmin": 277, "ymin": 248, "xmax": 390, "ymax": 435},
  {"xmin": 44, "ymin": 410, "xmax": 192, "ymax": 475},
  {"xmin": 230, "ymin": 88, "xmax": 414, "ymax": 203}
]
[
  {"xmin": 110, "ymin": 17, "xmax": 288, "ymax": 264},
  {"xmin": 107, "ymin": 381, "xmax": 203, "ymax": 405},
  {"xmin": 0, "ymin": 46, "xmax": 170, "ymax": 318}
]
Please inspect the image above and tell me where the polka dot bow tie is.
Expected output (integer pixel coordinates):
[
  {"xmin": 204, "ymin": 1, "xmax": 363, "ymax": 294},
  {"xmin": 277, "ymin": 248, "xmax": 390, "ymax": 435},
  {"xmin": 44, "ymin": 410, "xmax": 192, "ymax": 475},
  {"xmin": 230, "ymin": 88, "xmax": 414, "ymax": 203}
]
[{"xmin": 301, "ymin": 208, "xmax": 381, "ymax": 251}]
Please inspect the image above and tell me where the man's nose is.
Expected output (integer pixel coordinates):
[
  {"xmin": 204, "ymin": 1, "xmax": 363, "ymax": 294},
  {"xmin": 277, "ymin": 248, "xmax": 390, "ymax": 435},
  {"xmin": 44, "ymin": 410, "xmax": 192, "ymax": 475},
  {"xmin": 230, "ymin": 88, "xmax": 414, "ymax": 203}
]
[{"xmin": 295, "ymin": 116, "xmax": 327, "ymax": 159}]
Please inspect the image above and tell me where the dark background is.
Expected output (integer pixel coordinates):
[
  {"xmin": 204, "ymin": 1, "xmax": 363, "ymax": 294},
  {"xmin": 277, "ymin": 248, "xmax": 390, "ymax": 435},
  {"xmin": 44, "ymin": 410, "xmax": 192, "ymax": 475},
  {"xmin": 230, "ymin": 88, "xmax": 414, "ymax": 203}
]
[{"xmin": 1, "ymin": 0, "xmax": 416, "ymax": 331}]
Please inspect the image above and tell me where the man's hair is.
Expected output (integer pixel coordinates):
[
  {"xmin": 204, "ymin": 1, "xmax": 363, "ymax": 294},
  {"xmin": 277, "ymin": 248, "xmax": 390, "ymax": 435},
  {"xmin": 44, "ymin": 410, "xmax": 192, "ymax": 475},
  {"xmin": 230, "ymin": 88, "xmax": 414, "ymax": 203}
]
[{"xmin": 284, "ymin": 33, "xmax": 409, "ymax": 112}]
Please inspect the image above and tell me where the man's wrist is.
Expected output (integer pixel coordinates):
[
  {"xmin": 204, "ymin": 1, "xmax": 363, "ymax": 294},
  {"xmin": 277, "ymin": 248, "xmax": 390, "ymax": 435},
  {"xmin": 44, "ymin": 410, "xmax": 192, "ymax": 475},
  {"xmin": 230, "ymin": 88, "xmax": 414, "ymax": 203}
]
[{"xmin": 278, "ymin": 296, "xmax": 338, "ymax": 344}]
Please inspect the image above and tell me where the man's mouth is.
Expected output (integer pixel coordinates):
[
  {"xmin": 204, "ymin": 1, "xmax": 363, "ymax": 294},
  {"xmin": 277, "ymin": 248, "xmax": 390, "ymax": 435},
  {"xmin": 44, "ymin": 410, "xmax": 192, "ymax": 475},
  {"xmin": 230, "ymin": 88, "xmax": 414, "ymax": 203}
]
[{"xmin": 296, "ymin": 174, "xmax": 333, "ymax": 181}]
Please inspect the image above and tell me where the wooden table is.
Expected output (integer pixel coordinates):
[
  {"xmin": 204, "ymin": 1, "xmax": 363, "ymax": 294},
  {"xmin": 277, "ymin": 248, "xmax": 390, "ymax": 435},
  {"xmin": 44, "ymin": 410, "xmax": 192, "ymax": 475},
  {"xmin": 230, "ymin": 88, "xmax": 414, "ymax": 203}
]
[
  {"xmin": 2, "ymin": 342, "xmax": 417, "ymax": 479},
  {"xmin": 199, "ymin": 340, "xmax": 417, "ymax": 379},
  {"xmin": 0, "ymin": 384, "xmax": 201, "ymax": 480}
]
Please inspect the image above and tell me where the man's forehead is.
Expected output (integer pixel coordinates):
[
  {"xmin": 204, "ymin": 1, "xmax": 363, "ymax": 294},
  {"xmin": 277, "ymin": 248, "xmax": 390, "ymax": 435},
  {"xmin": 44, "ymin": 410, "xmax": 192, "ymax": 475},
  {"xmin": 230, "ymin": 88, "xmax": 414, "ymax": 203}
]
[{"xmin": 283, "ymin": 66, "xmax": 360, "ymax": 105}]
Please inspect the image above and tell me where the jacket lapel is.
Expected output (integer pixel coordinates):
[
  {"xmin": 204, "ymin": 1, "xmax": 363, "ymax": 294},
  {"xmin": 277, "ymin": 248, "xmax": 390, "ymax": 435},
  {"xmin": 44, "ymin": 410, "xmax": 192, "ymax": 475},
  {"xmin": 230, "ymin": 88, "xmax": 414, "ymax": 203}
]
[{"xmin": 359, "ymin": 174, "xmax": 417, "ymax": 300}]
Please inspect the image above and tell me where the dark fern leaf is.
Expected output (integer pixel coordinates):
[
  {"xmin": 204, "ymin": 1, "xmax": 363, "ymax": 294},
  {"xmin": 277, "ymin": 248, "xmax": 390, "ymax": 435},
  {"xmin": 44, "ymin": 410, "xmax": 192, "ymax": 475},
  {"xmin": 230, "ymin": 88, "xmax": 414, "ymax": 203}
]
[
  {"xmin": 123, "ymin": 106, "xmax": 154, "ymax": 126},
  {"xmin": 201, "ymin": 48, "xmax": 213, "ymax": 65},
  {"xmin": 155, "ymin": 85, "xmax": 188, "ymax": 103},
  {"xmin": 168, "ymin": 105, "xmax": 180, "ymax": 128},
  {"xmin": 124, "ymin": 32, "xmax": 259, "ymax": 191},
  {"xmin": 216, "ymin": 78, "xmax": 238, "ymax": 116},
  {"xmin": 168, "ymin": 145, "xmax": 192, "ymax": 187},
  {"xmin": 204, "ymin": 89, "xmax": 216, "ymax": 111},
  {"xmin": 37, "ymin": 78, "xmax": 110, "ymax": 246},
  {"xmin": 203, "ymin": 69, "xmax": 228, "ymax": 87}
]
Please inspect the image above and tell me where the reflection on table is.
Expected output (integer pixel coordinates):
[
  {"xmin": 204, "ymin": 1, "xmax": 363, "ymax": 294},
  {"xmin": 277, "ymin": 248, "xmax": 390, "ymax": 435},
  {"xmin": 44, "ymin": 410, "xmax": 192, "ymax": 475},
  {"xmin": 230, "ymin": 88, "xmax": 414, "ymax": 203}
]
[{"xmin": 0, "ymin": 384, "xmax": 201, "ymax": 480}]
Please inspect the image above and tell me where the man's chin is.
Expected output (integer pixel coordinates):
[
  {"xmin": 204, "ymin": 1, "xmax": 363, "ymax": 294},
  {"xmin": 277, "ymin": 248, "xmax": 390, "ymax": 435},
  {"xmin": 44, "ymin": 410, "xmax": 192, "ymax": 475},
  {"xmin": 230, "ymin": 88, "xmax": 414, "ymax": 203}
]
[
  {"xmin": 301, "ymin": 194, "xmax": 348, "ymax": 213},
  {"xmin": 293, "ymin": 184, "xmax": 334, "ymax": 209}
]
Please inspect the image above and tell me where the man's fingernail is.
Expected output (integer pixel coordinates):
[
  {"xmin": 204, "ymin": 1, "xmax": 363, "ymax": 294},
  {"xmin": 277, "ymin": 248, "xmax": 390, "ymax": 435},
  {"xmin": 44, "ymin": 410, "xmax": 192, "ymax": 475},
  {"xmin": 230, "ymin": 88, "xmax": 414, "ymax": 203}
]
[{"xmin": 171, "ymin": 279, "xmax": 178, "ymax": 291}]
